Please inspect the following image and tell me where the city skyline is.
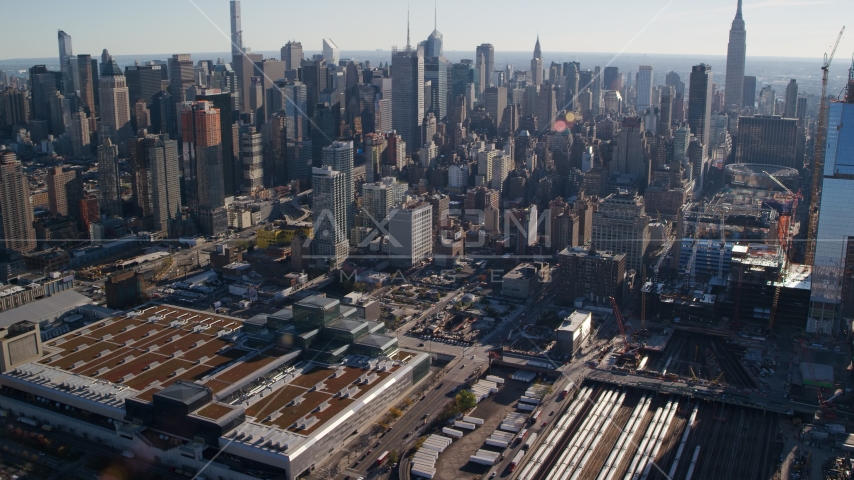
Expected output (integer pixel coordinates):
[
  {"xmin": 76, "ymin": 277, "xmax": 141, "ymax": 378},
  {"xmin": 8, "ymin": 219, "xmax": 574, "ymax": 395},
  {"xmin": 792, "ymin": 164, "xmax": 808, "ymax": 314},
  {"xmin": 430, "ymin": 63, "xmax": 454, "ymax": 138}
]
[{"xmin": 0, "ymin": 0, "xmax": 850, "ymax": 60}]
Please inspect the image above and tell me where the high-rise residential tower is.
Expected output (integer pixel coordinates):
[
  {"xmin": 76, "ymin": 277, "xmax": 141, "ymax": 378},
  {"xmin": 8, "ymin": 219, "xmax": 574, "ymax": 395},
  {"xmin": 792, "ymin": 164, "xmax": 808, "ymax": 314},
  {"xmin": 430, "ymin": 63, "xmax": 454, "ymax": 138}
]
[
  {"xmin": 724, "ymin": 0, "xmax": 747, "ymax": 110},
  {"xmin": 311, "ymin": 166, "xmax": 349, "ymax": 269},
  {"xmin": 688, "ymin": 64, "xmax": 713, "ymax": 149},
  {"xmin": 230, "ymin": 0, "xmax": 243, "ymax": 58},
  {"xmin": 0, "ymin": 152, "xmax": 36, "ymax": 253},
  {"xmin": 321, "ymin": 141, "xmax": 355, "ymax": 232}
]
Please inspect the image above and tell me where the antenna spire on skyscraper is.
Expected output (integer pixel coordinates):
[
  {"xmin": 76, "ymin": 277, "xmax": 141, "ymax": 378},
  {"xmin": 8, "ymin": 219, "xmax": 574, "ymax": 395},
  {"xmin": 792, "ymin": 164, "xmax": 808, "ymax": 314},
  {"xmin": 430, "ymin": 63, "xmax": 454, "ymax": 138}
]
[
  {"xmin": 736, "ymin": 0, "xmax": 743, "ymax": 19},
  {"xmin": 434, "ymin": 0, "xmax": 437, "ymax": 31}
]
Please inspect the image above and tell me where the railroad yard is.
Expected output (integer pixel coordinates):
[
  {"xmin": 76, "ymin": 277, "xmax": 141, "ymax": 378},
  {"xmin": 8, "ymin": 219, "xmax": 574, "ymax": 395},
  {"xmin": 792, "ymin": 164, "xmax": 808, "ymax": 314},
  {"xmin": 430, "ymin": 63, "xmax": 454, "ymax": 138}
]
[
  {"xmin": 518, "ymin": 380, "xmax": 782, "ymax": 480},
  {"xmin": 646, "ymin": 330, "xmax": 758, "ymax": 389}
]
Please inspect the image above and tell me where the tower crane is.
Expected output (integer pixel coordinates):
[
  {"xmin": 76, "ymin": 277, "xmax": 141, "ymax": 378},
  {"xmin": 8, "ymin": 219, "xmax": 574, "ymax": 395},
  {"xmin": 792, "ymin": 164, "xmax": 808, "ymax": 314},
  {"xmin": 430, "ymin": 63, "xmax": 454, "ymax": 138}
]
[{"xmin": 806, "ymin": 26, "xmax": 846, "ymax": 265}]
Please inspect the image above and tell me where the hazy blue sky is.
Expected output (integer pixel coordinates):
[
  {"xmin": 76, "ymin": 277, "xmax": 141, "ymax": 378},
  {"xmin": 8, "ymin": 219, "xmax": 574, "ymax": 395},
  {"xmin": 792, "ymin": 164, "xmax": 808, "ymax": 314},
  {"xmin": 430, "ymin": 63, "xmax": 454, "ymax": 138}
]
[{"xmin": 1, "ymin": 0, "xmax": 851, "ymax": 60}]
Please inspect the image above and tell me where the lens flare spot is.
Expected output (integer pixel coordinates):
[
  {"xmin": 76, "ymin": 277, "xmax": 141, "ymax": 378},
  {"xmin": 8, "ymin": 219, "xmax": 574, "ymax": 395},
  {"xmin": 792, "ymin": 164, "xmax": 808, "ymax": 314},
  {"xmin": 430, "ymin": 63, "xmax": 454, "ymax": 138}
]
[
  {"xmin": 565, "ymin": 112, "xmax": 576, "ymax": 123},
  {"xmin": 554, "ymin": 120, "xmax": 568, "ymax": 132}
]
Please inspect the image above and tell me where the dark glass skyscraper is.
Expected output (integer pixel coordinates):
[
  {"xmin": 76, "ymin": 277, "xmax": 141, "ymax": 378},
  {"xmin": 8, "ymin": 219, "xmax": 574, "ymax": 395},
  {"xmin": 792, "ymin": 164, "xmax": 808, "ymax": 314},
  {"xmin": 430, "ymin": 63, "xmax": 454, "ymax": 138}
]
[
  {"xmin": 392, "ymin": 41, "xmax": 424, "ymax": 153},
  {"xmin": 688, "ymin": 64, "xmax": 713, "ymax": 148}
]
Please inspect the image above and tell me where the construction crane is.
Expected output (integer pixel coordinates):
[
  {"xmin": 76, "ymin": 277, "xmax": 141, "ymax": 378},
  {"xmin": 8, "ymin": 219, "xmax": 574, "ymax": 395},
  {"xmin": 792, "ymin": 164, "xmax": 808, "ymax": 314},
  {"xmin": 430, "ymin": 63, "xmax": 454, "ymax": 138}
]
[
  {"xmin": 764, "ymin": 170, "xmax": 805, "ymax": 331},
  {"xmin": 683, "ymin": 217, "xmax": 702, "ymax": 291},
  {"xmin": 718, "ymin": 213, "xmax": 727, "ymax": 279},
  {"xmin": 609, "ymin": 296, "xmax": 637, "ymax": 358},
  {"xmin": 711, "ymin": 372, "xmax": 725, "ymax": 386},
  {"xmin": 806, "ymin": 26, "xmax": 846, "ymax": 266},
  {"xmin": 689, "ymin": 366, "xmax": 699, "ymax": 382},
  {"xmin": 640, "ymin": 269, "xmax": 648, "ymax": 334}
]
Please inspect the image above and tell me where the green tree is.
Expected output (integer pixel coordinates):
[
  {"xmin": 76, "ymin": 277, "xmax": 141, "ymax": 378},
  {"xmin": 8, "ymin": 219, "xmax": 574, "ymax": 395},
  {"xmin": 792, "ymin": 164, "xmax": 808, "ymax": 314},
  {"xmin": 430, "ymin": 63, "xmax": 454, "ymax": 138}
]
[{"xmin": 455, "ymin": 390, "xmax": 477, "ymax": 411}]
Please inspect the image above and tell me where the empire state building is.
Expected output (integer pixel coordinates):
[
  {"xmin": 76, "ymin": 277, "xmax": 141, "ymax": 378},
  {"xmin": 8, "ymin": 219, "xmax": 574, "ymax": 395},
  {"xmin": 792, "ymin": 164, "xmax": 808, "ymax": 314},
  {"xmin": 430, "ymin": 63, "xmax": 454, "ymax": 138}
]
[{"xmin": 724, "ymin": 0, "xmax": 747, "ymax": 110}]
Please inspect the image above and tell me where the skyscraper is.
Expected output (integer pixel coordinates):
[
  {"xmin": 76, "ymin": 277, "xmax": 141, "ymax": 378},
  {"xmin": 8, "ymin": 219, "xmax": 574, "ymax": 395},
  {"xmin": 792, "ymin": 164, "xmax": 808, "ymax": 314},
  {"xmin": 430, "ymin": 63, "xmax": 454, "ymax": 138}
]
[
  {"xmin": 477, "ymin": 44, "xmax": 495, "ymax": 87},
  {"xmin": 784, "ymin": 79, "xmax": 799, "ymax": 118},
  {"xmin": 808, "ymin": 78, "xmax": 854, "ymax": 334},
  {"xmin": 742, "ymin": 76, "xmax": 757, "ymax": 108},
  {"xmin": 97, "ymin": 139, "xmax": 121, "ymax": 217},
  {"xmin": 592, "ymin": 66, "xmax": 602, "ymax": 115},
  {"xmin": 612, "ymin": 116, "xmax": 647, "ymax": 177},
  {"xmin": 196, "ymin": 89, "xmax": 239, "ymax": 196},
  {"xmin": 531, "ymin": 37, "xmax": 543, "ymax": 86},
  {"xmin": 98, "ymin": 57, "xmax": 132, "ymax": 151},
  {"xmin": 1, "ymin": 87, "xmax": 28, "ymax": 128},
  {"xmin": 724, "ymin": 0, "xmax": 747, "ymax": 110},
  {"xmin": 311, "ymin": 166, "xmax": 349, "ymax": 269},
  {"xmin": 0, "ymin": 152, "xmax": 36, "ymax": 253},
  {"xmin": 424, "ymin": 58, "xmax": 448, "ymax": 121},
  {"xmin": 688, "ymin": 64, "xmax": 713, "ymax": 149},
  {"xmin": 241, "ymin": 126, "xmax": 263, "ymax": 192},
  {"xmin": 230, "ymin": 0, "xmax": 243, "ymax": 58},
  {"xmin": 322, "ymin": 141, "xmax": 354, "ymax": 232},
  {"xmin": 280, "ymin": 41, "xmax": 304, "ymax": 71},
  {"xmin": 77, "ymin": 54, "xmax": 96, "ymax": 116},
  {"xmin": 322, "ymin": 38, "xmax": 340, "ymax": 67},
  {"xmin": 665, "ymin": 71, "xmax": 685, "ymax": 97},
  {"xmin": 125, "ymin": 65, "xmax": 162, "ymax": 109},
  {"xmin": 484, "ymin": 86, "xmax": 508, "ymax": 125},
  {"xmin": 29, "ymin": 66, "xmax": 59, "ymax": 127},
  {"xmin": 424, "ymin": 3, "xmax": 443, "ymax": 58},
  {"xmin": 392, "ymin": 23, "xmax": 424, "ymax": 154},
  {"xmin": 603, "ymin": 67, "xmax": 621, "ymax": 92},
  {"xmin": 181, "ymin": 101, "xmax": 227, "ymax": 234},
  {"xmin": 565, "ymin": 62, "xmax": 580, "ymax": 111},
  {"xmin": 636, "ymin": 66, "xmax": 653, "ymax": 112},
  {"xmin": 57, "ymin": 30, "xmax": 76, "ymax": 92},
  {"xmin": 169, "ymin": 54, "xmax": 194, "ymax": 104}
]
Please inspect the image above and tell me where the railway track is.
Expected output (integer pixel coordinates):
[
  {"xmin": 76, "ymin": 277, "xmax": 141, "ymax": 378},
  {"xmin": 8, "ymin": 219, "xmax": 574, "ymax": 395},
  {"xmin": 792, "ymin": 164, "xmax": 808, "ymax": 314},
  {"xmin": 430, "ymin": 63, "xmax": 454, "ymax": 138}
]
[
  {"xmin": 645, "ymin": 400, "xmax": 689, "ymax": 480},
  {"xmin": 577, "ymin": 390, "xmax": 639, "ymax": 480},
  {"xmin": 530, "ymin": 383, "xmax": 605, "ymax": 480}
]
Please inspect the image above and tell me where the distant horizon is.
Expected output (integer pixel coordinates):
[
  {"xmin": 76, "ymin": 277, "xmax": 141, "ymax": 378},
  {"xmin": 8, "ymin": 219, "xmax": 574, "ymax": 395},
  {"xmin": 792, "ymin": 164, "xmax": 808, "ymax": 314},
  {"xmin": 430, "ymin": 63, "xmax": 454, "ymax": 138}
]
[{"xmin": 0, "ymin": 50, "xmax": 825, "ymax": 64}]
